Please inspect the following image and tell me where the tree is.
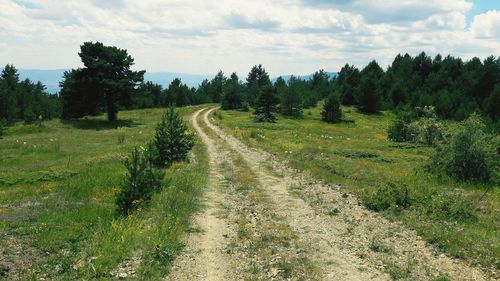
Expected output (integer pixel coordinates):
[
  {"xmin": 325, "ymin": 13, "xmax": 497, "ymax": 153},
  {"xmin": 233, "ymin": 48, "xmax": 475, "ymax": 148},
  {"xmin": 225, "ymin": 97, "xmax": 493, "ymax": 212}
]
[
  {"xmin": 322, "ymin": 92, "xmax": 342, "ymax": 123},
  {"xmin": 336, "ymin": 64, "xmax": 360, "ymax": 106},
  {"xmin": 246, "ymin": 64, "xmax": 271, "ymax": 105},
  {"xmin": 0, "ymin": 64, "xmax": 20, "ymax": 122},
  {"xmin": 221, "ymin": 73, "xmax": 244, "ymax": 110},
  {"xmin": 153, "ymin": 107, "xmax": 195, "ymax": 167},
  {"xmin": 116, "ymin": 143, "xmax": 164, "ymax": 216},
  {"xmin": 280, "ymin": 76, "xmax": 303, "ymax": 117},
  {"xmin": 208, "ymin": 71, "xmax": 225, "ymax": 103},
  {"xmin": 61, "ymin": 42, "xmax": 144, "ymax": 121},
  {"xmin": 357, "ymin": 60, "xmax": 384, "ymax": 113},
  {"xmin": 310, "ymin": 69, "xmax": 331, "ymax": 99},
  {"xmin": 254, "ymin": 85, "xmax": 279, "ymax": 122}
]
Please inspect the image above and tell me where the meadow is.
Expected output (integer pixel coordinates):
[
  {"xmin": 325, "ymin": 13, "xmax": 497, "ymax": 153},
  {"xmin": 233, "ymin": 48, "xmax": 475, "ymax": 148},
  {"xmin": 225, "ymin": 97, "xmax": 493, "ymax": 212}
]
[
  {"xmin": 214, "ymin": 105, "xmax": 499, "ymax": 271},
  {"xmin": 0, "ymin": 106, "xmax": 208, "ymax": 279}
]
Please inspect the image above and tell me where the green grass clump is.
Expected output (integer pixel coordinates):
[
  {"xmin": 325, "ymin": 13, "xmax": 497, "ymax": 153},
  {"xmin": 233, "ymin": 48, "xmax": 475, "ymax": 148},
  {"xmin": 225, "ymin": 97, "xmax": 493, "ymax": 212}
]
[{"xmin": 215, "ymin": 104, "xmax": 499, "ymax": 269}]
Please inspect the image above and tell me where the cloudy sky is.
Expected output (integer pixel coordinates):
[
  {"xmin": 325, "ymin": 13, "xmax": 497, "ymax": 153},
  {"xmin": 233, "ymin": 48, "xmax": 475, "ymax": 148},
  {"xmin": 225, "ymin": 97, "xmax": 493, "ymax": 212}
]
[{"xmin": 0, "ymin": 0, "xmax": 499, "ymax": 76}]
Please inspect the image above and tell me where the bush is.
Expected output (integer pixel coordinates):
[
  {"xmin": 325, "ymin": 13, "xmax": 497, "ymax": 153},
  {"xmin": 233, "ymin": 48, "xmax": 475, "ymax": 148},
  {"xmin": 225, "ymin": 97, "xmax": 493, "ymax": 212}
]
[
  {"xmin": 116, "ymin": 143, "xmax": 165, "ymax": 216},
  {"xmin": 153, "ymin": 107, "xmax": 195, "ymax": 167},
  {"xmin": 387, "ymin": 111, "xmax": 415, "ymax": 142},
  {"xmin": 429, "ymin": 113, "xmax": 499, "ymax": 183},
  {"xmin": 321, "ymin": 93, "xmax": 342, "ymax": 123},
  {"xmin": 365, "ymin": 182, "xmax": 411, "ymax": 212},
  {"xmin": 388, "ymin": 106, "xmax": 446, "ymax": 146},
  {"xmin": 409, "ymin": 117, "xmax": 446, "ymax": 146}
]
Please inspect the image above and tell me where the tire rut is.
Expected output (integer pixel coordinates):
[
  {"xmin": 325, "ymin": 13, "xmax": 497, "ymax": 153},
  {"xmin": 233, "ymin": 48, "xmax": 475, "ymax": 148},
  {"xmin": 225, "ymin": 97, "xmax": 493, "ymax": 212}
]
[{"xmin": 165, "ymin": 108, "xmax": 239, "ymax": 281}]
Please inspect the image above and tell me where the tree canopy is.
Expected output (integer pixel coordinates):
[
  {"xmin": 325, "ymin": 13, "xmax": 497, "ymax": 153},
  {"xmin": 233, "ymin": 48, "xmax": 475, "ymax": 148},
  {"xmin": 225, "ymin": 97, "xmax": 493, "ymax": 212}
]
[{"xmin": 60, "ymin": 42, "xmax": 144, "ymax": 121}]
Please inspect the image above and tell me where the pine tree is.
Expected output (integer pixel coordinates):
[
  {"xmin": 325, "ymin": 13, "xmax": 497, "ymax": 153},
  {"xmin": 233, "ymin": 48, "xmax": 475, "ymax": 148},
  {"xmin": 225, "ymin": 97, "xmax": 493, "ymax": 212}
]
[
  {"xmin": 357, "ymin": 60, "xmax": 384, "ymax": 113},
  {"xmin": 254, "ymin": 85, "xmax": 279, "ymax": 122},
  {"xmin": 153, "ymin": 107, "xmax": 195, "ymax": 167},
  {"xmin": 221, "ymin": 72, "xmax": 243, "ymax": 110},
  {"xmin": 116, "ymin": 143, "xmax": 164, "ymax": 216},
  {"xmin": 322, "ymin": 93, "xmax": 342, "ymax": 123}
]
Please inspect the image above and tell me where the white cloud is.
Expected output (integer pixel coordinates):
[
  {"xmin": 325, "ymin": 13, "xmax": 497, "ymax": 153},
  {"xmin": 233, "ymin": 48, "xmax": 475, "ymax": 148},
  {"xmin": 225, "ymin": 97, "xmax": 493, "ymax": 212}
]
[
  {"xmin": 0, "ymin": 0, "xmax": 497, "ymax": 76},
  {"xmin": 470, "ymin": 10, "xmax": 500, "ymax": 39}
]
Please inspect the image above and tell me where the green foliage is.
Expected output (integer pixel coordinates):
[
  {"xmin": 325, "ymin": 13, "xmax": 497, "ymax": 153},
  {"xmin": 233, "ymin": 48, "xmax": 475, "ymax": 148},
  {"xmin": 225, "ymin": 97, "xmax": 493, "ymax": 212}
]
[
  {"xmin": 60, "ymin": 42, "xmax": 145, "ymax": 121},
  {"xmin": 321, "ymin": 93, "xmax": 342, "ymax": 123},
  {"xmin": 388, "ymin": 106, "xmax": 446, "ymax": 146},
  {"xmin": 153, "ymin": 107, "xmax": 195, "ymax": 167},
  {"xmin": 387, "ymin": 111, "xmax": 416, "ymax": 142},
  {"xmin": 279, "ymin": 76, "xmax": 304, "ymax": 117},
  {"xmin": 246, "ymin": 64, "xmax": 271, "ymax": 105},
  {"xmin": 0, "ymin": 64, "xmax": 60, "ymax": 124},
  {"xmin": 429, "ymin": 113, "xmax": 499, "ymax": 183},
  {"xmin": 356, "ymin": 60, "xmax": 384, "ymax": 113},
  {"xmin": 365, "ymin": 182, "xmax": 411, "ymax": 212},
  {"xmin": 254, "ymin": 85, "xmax": 279, "ymax": 122},
  {"xmin": 221, "ymin": 72, "xmax": 244, "ymax": 110},
  {"xmin": 116, "ymin": 144, "xmax": 165, "ymax": 216}
]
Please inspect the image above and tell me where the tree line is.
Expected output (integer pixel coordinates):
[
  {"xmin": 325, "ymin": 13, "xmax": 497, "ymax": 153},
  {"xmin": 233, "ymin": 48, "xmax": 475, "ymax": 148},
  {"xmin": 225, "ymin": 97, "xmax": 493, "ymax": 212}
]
[
  {"xmin": 1, "ymin": 42, "xmax": 498, "ymax": 130},
  {"xmin": 335, "ymin": 52, "xmax": 499, "ymax": 122},
  {"xmin": 0, "ymin": 64, "xmax": 60, "ymax": 124}
]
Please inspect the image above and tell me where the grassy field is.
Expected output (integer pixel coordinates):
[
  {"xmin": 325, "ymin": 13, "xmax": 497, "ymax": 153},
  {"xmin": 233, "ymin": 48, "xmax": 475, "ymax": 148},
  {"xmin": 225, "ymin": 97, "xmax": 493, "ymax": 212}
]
[
  {"xmin": 214, "ymin": 105, "xmax": 499, "ymax": 271},
  {"xmin": 0, "ymin": 106, "xmax": 208, "ymax": 279}
]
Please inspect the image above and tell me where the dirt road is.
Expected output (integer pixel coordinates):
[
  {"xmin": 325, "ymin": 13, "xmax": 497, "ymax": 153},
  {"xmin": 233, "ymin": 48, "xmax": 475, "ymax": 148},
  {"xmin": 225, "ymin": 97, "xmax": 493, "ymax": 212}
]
[{"xmin": 166, "ymin": 107, "xmax": 492, "ymax": 281}]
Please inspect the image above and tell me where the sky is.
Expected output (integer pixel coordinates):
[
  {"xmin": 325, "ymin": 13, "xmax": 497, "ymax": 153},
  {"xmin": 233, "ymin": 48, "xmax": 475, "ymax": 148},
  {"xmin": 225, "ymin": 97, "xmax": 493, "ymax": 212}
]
[{"xmin": 0, "ymin": 0, "xmax": 499, "ymax": 77}]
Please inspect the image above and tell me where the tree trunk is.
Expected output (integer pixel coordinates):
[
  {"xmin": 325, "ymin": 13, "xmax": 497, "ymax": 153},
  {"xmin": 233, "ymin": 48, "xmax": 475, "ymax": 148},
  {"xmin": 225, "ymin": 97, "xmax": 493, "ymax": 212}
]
[{"xmin": 106, "ymin": 92, "xmax": 117, "ymax": 121}]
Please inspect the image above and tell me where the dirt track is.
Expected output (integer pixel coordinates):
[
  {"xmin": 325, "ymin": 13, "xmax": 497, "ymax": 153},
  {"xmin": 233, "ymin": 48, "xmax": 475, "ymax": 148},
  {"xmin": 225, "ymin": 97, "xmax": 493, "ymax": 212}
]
[{"xmin": 166, "ymin": 107, "xmax": 492, "ymax": 281}]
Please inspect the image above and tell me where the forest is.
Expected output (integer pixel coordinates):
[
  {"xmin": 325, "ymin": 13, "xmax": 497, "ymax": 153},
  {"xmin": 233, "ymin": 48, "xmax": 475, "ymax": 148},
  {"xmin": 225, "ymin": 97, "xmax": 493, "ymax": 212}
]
[{"xmin": 1, "ymin": 42, "xmax": 498, "ymax": 132}]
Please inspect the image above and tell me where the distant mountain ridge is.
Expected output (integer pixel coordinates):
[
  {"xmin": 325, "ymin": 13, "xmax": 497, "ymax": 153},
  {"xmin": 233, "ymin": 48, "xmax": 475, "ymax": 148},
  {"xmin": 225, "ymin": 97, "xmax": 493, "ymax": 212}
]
[{"xmin": 12, "ymin": 69, "xmax": 337, "ymax": 94}]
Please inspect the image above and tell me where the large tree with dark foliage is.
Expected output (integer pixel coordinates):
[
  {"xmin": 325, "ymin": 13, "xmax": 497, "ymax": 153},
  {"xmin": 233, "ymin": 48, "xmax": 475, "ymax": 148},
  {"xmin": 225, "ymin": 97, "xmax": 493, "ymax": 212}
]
[
  {"xmin": 246, "ymin": 64, "xmax": 271, "ymax": 105},
  {"xmin": 335, "ymin": 64, "xmax": 360, "ymax": 106},
  {"xmin": 279, "ymin": 76, "xmax": 304, "ymax": 117},
  {"xmin": 254, "ymin": 85, "xmax": 279, "ymax": 122},
  {"xmin": 60, "ymin": 42, "xmax": 144, "ymax": 121},
  {"xmin": 322, "ymin": 92, "xmax": 342, "ymax": 123},
  {"xmin": 357, "ymin": 60, "xmax": 384, "ymax": 113},
  {"xmin": 221, "ymin": 72, "xmax": 244, "ymax": 110}
]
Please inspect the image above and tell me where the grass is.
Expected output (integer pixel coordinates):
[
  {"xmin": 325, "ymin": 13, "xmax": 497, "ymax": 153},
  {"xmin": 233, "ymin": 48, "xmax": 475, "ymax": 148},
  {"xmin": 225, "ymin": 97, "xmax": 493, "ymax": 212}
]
[
  {"xmin": 214, "ymin": 105, "xmax": 499, "ymax": 271},
  {"xmin": 0, "ymin": 106, "xmax": 209, "ymax": 279}
]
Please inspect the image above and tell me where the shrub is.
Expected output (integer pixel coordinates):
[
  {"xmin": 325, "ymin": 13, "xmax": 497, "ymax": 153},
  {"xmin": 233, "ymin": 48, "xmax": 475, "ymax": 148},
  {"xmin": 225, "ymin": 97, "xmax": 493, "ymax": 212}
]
[
  {"xmin": 387, "ymin": 111, "xmax": 415, "ymax": 142},
  {"xmin": 409, "ymin": 117, "xmax": 446, "ymax": 146},
  {"xmin": 321, "ymin": 93, "xmax": 342, "ymax": 123},
  {"xmin": 365, "ymin": 182, "xmax": 411, "ymax": 212},
  {"xmin": 429, "ymin": 113, "xmax": 499, "ymax": 183},
  {"xmin": 116, "ymin": 143, "xmax": 165, "ymax": 216},
  {"xmin": 153, "ymin": 107, "xmax": 195, "ymax": 168},
  {"xmin": 388, "ymin": 106, "xmax": 446, "ymax": 146}
]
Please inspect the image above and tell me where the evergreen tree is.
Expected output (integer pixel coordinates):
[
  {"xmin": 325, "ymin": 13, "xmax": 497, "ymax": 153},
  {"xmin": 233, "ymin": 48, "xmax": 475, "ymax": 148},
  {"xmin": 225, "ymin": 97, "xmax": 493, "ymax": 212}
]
[
  {"xmin": 310, "ymin": 69, "xmax": 331, "ymax": 99},
  {"xmin": 221, "ymin": 72, "xmax": 244, "ymax": 110},
  {"xmin": 246, "ymin": 64, "xmax": 271, "ymax": 105},
  {"xmin": 153, "ymin": 107, "xmax": 195, "ymax": 167},
  {"xmin": 357, "ymin": 60, "xmax": 384, "ymax": 113},
  {"xmin": 254, "ymin": 85, "xmax": 279, "ymax": 122},
  {"xmin": 336, "ymin": 64, "xmax": 360, "ymax": 106},
  {"xmin": 60, "ymin": 42, "xmax": 144, "ymax": 121},
  {"xmin": 280, "ymin": 76, "xmax": 303, "ymax": 117},
  {"xmin": 0, "ymin": 64, "xmax": 20, "ymax": 122},
  {"xmin": 322, "ymin": 92, "xmax": 342, "ymax": 123},
  {"xmin": 208, "ymin": 71, "xmax": 225, "ymax": 103},
  {"xmin": 116, "ymin": 143, "xmax": 164, "ymax": 216}
]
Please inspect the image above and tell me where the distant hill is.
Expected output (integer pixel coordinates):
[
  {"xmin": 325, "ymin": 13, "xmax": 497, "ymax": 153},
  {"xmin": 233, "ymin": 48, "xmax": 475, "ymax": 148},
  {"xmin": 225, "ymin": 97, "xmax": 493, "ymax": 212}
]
[{"xmin": 11, "ymin": 69, "xmax": 337, "ymax": 94}]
